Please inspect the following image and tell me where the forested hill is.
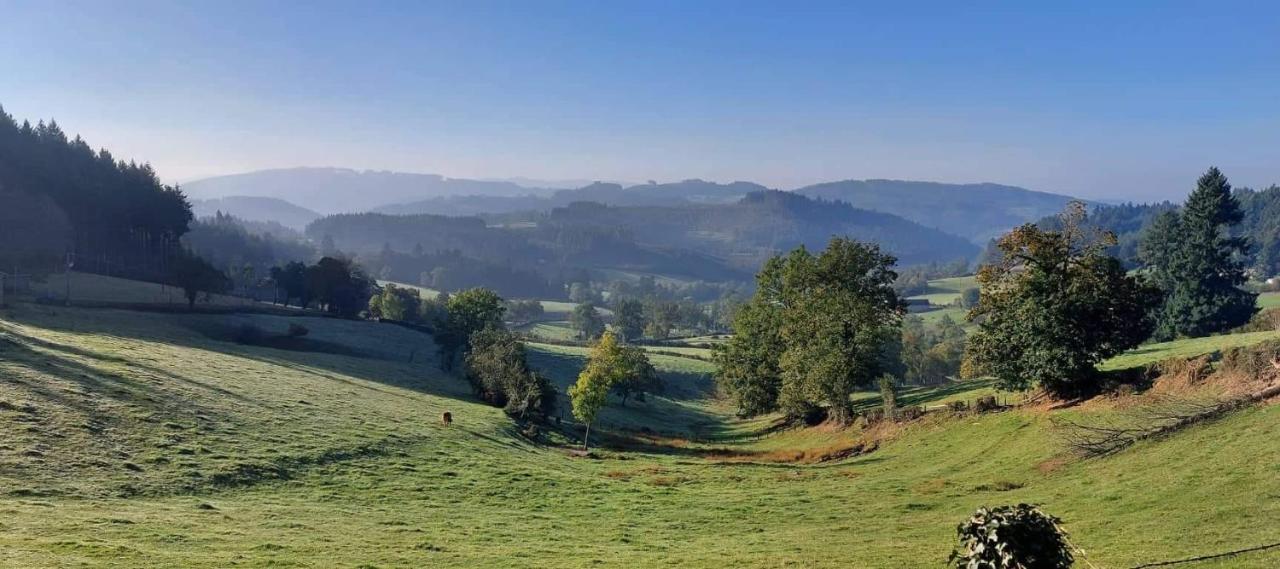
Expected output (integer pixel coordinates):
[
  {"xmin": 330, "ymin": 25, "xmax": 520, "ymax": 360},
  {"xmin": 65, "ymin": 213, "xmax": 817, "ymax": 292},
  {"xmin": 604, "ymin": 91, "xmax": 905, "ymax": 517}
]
[
  {"xmin": 190, "ymin": 196, "xmax": 321, "ymax": 231},
  {"xmin": 1007, "ymin": 186, "xmax": 1280, "ymax": 276},
  {"xmin": 795, "ymin": 179, "xmax": 1081, "ymax": 244},
  {"xmin": 373, "ymin": 178, "xmax": 762, "ymax": 216},
  {"xmin": 543, "ymin": 191, "xmax": 979, "ymax": 268},
  {"xmin": 181, "ymin": 167, "xmax": 562, "ymax": 215},
  {"xmin": 377, "ymin": 178, "xmax": 1079, "ymax": 247},
  {"xmin": 308, "ymin": 190, "xmax": 978, "ymax": 289}
]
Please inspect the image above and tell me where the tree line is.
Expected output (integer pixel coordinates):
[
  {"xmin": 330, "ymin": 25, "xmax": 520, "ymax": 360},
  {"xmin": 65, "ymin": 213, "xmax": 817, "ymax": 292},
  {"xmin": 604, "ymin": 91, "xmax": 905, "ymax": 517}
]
[
  {"xmin": 1001, "ymin": 174, "xmax": 1280, "ymax": 279},
  {"xmin": 0, "ymin": 106, "xmax": 192, "ymax": 282}
]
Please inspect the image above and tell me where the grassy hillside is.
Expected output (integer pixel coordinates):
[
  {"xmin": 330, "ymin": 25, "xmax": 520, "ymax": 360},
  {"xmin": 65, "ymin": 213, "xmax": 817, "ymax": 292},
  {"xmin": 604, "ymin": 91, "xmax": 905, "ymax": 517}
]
[
  {"xmin": 1100, "ymin": 329, "xmax": 1280, "ymax": 371},
  {"xmin": 2, "ymin": 300, "xmax": 1278, "ymax": 567},
  {"xmin": 908, "ymin": 275, "xmax": 978, "ymax": 307},
  {"xmin": 1260, "ymin": 291, "xmax": 1280, "ymax": 309},
  {"xmin": 31, "ymin": 272, "xmax": 248, "ymax": 307}
]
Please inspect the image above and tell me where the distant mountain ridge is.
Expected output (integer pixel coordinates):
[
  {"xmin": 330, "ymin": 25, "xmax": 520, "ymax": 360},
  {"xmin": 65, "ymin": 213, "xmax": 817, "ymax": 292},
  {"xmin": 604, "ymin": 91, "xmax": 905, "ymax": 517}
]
[
  {"xmin": 374, "ymin": 178, "xmax": 763, "ymax": 215},
  {"xmin": 185, "ymin": 167, "xmax": 1085, "ymax": 246},
  {"xmin": 181, "ymin": 167, "xmax": 561, "ymax": 214},
  {"xmin": 307, "ymin": 190, "xmax": 979, "ymax": 289}
]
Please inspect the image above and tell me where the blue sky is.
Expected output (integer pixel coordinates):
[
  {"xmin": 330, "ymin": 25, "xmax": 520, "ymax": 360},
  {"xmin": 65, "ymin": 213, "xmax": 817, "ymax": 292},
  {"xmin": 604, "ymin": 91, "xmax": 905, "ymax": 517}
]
[{"xmin": 1, "ymin": 0, "xmax": 1277, "ymax": 200}]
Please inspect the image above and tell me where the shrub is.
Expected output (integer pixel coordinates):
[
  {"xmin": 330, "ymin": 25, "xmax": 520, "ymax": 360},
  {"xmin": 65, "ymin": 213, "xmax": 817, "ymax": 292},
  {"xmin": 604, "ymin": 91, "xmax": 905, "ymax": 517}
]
[
  {"xmin": 1155, "ymin": 355, "xmax": 1213, "ymax": 384},
  {"xmin": 862, "ymin": 408, "xmax": 885, "ymax": 425},
  {"xmin": 1220, "ymin": 340, "xmax": 1280, "ymax": 377},
  {"xmin": 897, "ymin": 405, "xmax": 925, "ymax": 421},
  {"xmin": 1235, "ymin": 307, "xmax": 1280, "ymax": 333},
  {"xmin": 879, "ymin": 374, "xmax": 897, "ymax": 417},
  {"xmin": 286, "ymin": 323, "xmax": 310, "ymax": 338},
  {"xmin": 947, "ymin": 400, "xmax": 968, "ymax": 414},
  {"xmin": 949, "ymin": 504, "xmax": 1073, "ymax": 569},
  {"xmin": 974, "ymin": 395, "xmax": 999, "ymax": 412}
]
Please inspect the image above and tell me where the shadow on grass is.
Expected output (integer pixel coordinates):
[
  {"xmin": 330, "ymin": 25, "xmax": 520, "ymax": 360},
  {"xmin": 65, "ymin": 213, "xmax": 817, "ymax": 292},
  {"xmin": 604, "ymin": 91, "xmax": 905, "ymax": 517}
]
[
  {"xmin": 6, "ymin": 305, "xmax": 775, "ymax": 464},
  {"xmin": 0, "ymin": 327, "xmax": 234, "ymax": 420},
  {"xmin": 852, "ymin": 379, "xmax": 997, "ymax": 412},
  {"xmin": 3, "ymin": 306, "xmax": 478, "ymax": 410}
]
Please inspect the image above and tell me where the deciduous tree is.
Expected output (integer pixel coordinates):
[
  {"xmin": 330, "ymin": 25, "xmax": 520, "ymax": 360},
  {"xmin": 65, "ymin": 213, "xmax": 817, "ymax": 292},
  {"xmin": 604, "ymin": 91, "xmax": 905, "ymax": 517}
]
[
  {"xmin": 570, "ymin": 301, "xmax": 606, "ymax": 341},
  {"xmin": 715, "ymin": 238, "xmax": 905, "ymax": 424},
  {"xmin": 569, "ymin": 331, "xmax": 626, "ymax": 450},
  {"xmin": 965, "ymin": 203, "xmax": 1160, "ymax": 397},
  {"xmin": 465, "ymin": 327, "xmax": 556, "ymax": 418},
  {"xmin": 435, "ymin": 288, "xmax": 506, "ymax": 371}
]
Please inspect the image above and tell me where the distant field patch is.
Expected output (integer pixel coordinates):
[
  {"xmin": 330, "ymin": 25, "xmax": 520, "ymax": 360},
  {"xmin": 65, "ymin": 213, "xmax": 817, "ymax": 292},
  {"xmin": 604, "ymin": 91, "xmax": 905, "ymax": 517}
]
[
  {"xmin": 514, "ymin": 320, "xmax": 578, "ymax": 341},
  {"xmin": 1259, "ymin": 292, "xmax": 1280, "ymax": 309},
  {"xmin": 916, "ymin": 306, "xmax": 969, "ymax": 326},
  {"xmin": 907, "ymin": 275, "xmax": 978, "ymax": 307},
  {"xmin": 1101, "ymin": 329, "xmax": 1280, "ymax": 371},
  {"xmin": 641, "ymin": 345, "xmax": 714, "ymax": 359}
]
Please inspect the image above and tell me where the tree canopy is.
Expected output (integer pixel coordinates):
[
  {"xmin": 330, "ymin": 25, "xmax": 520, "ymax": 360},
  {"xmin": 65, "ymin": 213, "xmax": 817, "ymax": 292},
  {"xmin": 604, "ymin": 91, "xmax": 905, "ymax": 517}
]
[
  {"xmin": 964, "ymin": 203, "xmax": 1160, "ymax": 397},
  {"xmin": 566, "ymin": 330, "xmax": 659, "ymax": 448},
  {"xmin": 1141, "ymin": 167, "xmax": 1257, "ymax": 340},
  {"xmin": 570, "ymin": 301, "xmax": 606, "ymax": 341},
  {"xmin": 715, "ymin": 238, "xmax": 905, "ymax": 424},
  {"xmin": 465, "ymin": 327, "xmax": 556, "ymax": 418},
  {"xmin": 435, "ymin": 288, "xmax": 506, "ymax": 371}
]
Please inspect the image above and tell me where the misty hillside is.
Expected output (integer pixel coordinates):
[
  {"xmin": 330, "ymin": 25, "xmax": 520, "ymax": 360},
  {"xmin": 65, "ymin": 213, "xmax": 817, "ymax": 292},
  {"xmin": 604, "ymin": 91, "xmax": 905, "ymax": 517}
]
[
  {"xmin": 540, "ymin": 191, "xmax": 980, "ymax": 268},
  {"xmin": 374, "ymin": 178, "xmax": 762, "ymax": 216},
  {"xmin": 181, "ymin": 167, "xmax": 562, "ymax": 214},
  {"xmin": 377, "ymin": 177, "xmax": 1079, "ymax": 245},
  {"xmin": 190, "ymin": 196, "xmax": 321, "ymax": 230},
  {"xmin": 795, "ymin": 179, "xmax": 1081, "ymax": 243}
]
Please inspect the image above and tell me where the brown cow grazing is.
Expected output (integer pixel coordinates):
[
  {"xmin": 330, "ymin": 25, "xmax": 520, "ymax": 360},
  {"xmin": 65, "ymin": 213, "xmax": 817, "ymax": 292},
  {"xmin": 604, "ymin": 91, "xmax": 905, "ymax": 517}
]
[{"xmin": 441, "ymin": 411, "xmax": 453, "ymax": 426}]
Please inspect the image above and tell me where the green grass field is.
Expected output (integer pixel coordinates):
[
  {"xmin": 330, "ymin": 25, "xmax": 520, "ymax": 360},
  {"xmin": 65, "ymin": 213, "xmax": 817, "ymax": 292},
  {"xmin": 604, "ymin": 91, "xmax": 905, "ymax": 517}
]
[
  {"xmin": 907, "ymin": 275, "xmax": 978, "ymax": 307},
  {"xmin": 2, "ymin": 290, "xmax": 1279, "ymax": 567},
  {"xmin": 514, "ymin": 320, "xmax": 579, "ymax": 342},
  {"xmin": 1259, "ymin": 291, "xmax": 1280, "ymax": 309},
  {"xmin": 34, "ymin": 271, "xmax": 248, "ymax": 307},
  {"xmin": 1100, "ymin": 329, "xmax": 1280, "ymax": 371}
]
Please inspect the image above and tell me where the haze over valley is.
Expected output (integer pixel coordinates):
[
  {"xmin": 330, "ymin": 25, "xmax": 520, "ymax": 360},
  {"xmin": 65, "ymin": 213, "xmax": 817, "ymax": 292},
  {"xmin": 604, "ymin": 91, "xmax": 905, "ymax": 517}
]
[{"xmin": 2, "ymin": 3, "xmax": 1279, "ymax": 568}]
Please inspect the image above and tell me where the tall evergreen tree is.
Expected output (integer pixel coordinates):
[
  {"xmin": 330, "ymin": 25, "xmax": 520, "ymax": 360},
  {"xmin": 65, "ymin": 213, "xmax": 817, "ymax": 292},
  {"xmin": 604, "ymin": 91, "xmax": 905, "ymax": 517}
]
[{"xmin": 1143, "ymin": 168, "xmax": 1257, "ymax": 339}]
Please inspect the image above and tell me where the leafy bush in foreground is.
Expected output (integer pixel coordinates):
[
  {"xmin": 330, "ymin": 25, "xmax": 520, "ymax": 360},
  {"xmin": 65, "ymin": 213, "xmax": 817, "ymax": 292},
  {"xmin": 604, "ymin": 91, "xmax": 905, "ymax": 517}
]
[{"xmin": 949, "ymin": 504, "xmax": 1073, "ymax": 569}]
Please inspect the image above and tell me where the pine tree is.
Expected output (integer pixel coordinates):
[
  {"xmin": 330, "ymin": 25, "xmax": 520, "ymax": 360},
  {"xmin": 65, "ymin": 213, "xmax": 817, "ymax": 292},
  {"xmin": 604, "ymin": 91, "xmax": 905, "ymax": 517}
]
[{"xmin": 1144, "ymin": 168, "xmax": 1257, "ymax": 339}]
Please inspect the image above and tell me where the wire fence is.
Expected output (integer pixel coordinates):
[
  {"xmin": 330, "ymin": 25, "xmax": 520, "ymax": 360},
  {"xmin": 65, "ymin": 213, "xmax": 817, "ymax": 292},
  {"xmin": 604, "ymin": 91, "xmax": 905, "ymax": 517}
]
[{"xmin": 1128, "ymin": 540, "xmax": 1280, "ymax": 568}]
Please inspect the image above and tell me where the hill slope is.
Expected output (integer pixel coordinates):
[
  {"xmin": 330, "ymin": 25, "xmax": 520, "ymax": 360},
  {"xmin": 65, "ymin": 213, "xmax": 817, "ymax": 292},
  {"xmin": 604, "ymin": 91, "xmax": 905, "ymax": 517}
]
[
  {"xmin": 373, "ymin": 179, "xmax": 763, "ymax": 216},
  {"xmin": 2, "ymin": 299, "xmax": 1278, "ymax": 567},
  {"xmin": 796, "ymin": 179, "xmax": 1082, "ymax": 243},
  {"xmin": 190, "ymin": 196, "xmax": 321, "ymax": 231}
]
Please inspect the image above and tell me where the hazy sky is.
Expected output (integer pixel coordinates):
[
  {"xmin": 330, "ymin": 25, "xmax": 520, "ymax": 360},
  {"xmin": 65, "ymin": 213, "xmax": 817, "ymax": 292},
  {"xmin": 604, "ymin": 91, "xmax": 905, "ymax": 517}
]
[{"xmin": 2, "ymin": 0, "xmax": 1277, "ymax": 201}]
